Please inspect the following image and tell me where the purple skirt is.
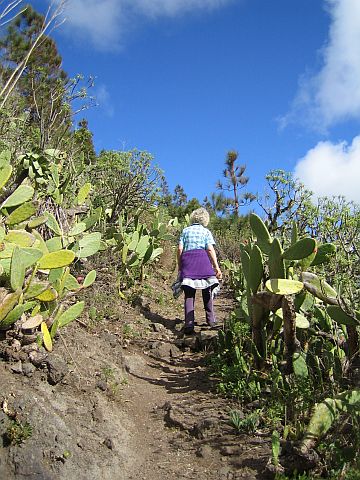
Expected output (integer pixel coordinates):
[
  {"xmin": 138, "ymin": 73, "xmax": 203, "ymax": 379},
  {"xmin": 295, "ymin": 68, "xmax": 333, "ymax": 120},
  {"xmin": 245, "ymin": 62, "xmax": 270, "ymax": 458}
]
[{"xmin": 180, "ymin": 249, "xmax": 215, "ymax": 280}]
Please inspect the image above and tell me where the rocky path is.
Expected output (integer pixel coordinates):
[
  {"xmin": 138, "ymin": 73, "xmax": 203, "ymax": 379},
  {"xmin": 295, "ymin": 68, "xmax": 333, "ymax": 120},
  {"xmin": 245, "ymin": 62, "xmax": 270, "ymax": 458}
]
[{"xmin": 0, "ymin": 285, "xmax": 271, "ymax": 480}]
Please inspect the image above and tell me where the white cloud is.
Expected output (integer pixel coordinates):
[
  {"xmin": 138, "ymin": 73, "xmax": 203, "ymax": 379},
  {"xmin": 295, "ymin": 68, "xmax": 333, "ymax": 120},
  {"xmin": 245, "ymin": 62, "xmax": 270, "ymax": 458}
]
[
  {"xmin": 282, "ymin": 0, "xmax": 360, "ymax": 131},
  {"xmin": 95, "ymin": 84, "xmax": 114, "ymax": 117},
  {"xmin": 294, "ymin": 135, "xmax": 360, "ymax": 202},
  {"xmin": 60, "ymin": 0, "xmax": 233, "ymax": 51}
]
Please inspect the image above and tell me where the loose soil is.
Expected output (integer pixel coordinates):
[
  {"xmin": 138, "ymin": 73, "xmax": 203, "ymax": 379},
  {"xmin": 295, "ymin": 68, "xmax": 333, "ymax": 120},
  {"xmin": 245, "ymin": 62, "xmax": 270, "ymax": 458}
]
[{"xmin": 0, "ymin": 278, "xmax": 272, "ymax": 480}]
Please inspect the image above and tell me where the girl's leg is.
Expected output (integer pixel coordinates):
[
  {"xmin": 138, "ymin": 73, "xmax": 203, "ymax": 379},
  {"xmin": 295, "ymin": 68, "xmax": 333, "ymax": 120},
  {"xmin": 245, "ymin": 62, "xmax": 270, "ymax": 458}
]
[
  {"xmin": 183, "ymin": 286, "xmax": 196, "ymax": 329},
  {"xmin": 202, "ymin": 287, "xmax": 216, "ymax": 326}
]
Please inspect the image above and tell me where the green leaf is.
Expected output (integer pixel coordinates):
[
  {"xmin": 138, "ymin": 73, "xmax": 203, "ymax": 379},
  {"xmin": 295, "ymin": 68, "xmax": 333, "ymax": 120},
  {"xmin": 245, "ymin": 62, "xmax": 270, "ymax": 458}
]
[
  {"xmin": 128, "ymin": 231, "xmax": 139, "ymax": 251},
  {"xmin": 248, "ymin": 245, "xmax": 263, "ymax": 293},
  {"xmin": 0, "ymin": 304, "xmax": 25, "ymax": 329},
  {"xmin": 293, "ymin": 352, "xmax": 308, "ymax": 378},
  {"xmin": 77, "ymin": 182, "xmax": 91, "ymax": 205},
  {"xmin": 48, "ymin": 267, "xmax": 64, "ymax": 284},
  {"xmin": 282, "ymin": 238, "xmax": 316, "ymax": 261},
  {"xmin": 24, "ymin": 281, "xmax": 48, "ymax": 300},
  {"xmin": 10, "ymin": 247, "xmax": 25, "ymax": 291},
  {"xmin": 83, "ymin": 270, "xmax": 96, "ymax": 288},
  {"xmin": 68, "ymin": 222, "xmax": 86, "ymax": 237},
  {"xmin": 38, "ymin": 250, "xmax": 75, "ymax": 269},
  {"xmin": 64, "ymin": 274, "xmax": 80, "ymax": 291},
  {"xmin": 83, "ymin": 207, "xmax": 102, "ymax": 230},
  {"xmin": 266, "ymin": 278, "xmax": 304, "ymax": 295},
  {"xmin": 46, "ymin": 236, "xmax": 63, "ymax": 252},
  {"xmin": 135, "ymin": 235, "xmax": 150, "ymax": 257},
  {"xmin": 19, "ymin": 247, "xmax": 43, "ymax": 268},
  {"xmin": 327, "ymin": 306, "xmax": 359, "ymax": 326},
  {"xmin": 271, "ymin": 430, "xmax": 280, "ymax": 467},
  {"xmin": 58, "ymin": 301, "xmax": 85, "ymax": 328},
  {"xmin": 150, "ymin": 247, "xmax": 163, "ymax": 261},
  {"xmin": 240, "ymin": 247, "xmax": 250, "ymax": 283},
  {"xmin": 121, "ymin": 244, "xmax": 129, "ymax": 264},
  {"xmin": 0, "ymin": 150, "xmax": 11, "ymax": 168},
  {"xmin": 45, "ymin": 212, "xmax": 62, "ymax": 236},
  {"xmin": 301, "ymin": 272, "xmax": 337, "ymax": 303},
  {"xmin": 1, "ymin": 185, "xmax": 34, "ymax": 208},
  {"xmin": 249, "ymin": 213, "xmax": 272, "ymax": 254},
  {"xmin": 0, "ymin": 289, "xmax": 21, "ymax": 324},
  {"xmin": 0, "ymin": 164, "xmax": 13, "ymax": 190},
  {"xmin": 269, "ymin": 239, "xmax": 285, "ymax": 279},
  {"xmin": 27, "ymin": 214, "xmax": 48, "ymax": 229},
  {"xmin": 0, "ymin": 242, "xmax": 15, "ymax": 259},
  {"xmin": 295, "ymin": 312, "xmax": 310, "ymax": 329},
  {"xmin": 142, "ymin": 244, "xmax": 154, "ymax": 264},
  {"xmin": 75, "ymin": 232, "xmax": 101, "ymax": 258},
  {"xmin": 5, "ymin": 202, "xmax": 37, "ymax": 225},
  {"xmin": 5, "ymin": 230, "xmax": 35, "ymax": 247},
  {"xmin": 36, "ymin": 287, "xmax": 58, "ymax": 302},
  {"xmin": 311, "ymin": 243, "xmax": 337, "ymax": 267}
]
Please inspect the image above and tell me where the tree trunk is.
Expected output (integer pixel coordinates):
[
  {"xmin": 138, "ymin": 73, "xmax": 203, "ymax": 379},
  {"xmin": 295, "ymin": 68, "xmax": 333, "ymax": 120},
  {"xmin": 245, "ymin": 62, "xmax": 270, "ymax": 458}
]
[{"xmin": 282, "ymin": 295, "xmax": 300, "ymax": 372}]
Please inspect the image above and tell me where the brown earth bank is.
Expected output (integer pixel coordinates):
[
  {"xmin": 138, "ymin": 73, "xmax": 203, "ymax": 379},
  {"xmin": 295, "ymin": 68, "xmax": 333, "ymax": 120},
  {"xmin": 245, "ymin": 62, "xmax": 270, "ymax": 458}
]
[{"xmin": 0, "ymin": 279, "xmax": 272, "ymax": 480}]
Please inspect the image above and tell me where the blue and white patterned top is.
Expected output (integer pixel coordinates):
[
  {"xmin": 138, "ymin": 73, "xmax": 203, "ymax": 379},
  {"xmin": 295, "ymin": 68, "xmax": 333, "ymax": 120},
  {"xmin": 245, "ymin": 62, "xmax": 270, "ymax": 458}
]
[{"xmin": 179, "ymin": 224, "xmax": 215, "ymax": 252}]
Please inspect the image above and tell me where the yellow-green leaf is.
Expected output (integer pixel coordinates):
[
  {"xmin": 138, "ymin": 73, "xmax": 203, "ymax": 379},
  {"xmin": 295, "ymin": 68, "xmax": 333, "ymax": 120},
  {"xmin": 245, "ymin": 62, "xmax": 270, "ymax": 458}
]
[
  {"xmin": 1, "ymin": 185, "xmax": 34, "ymax": 208},
  {"xmin": 266, "ymin": 278, "xmax": 304, "ymax": 295},
  {"xmin": 38, "ymin": 250, "xmax": 75, "ymax": 269},
  {"xmin": 0, "ymin": 164, "xmax": 13, "ymax": 190},
  {"xmin": 36, "ymin": 287, "xmax": 58, "ymax": 302},
  {"xmin": 58, "ymin": 301, "xmax": 85, "ymax": 328},
  {"xmin": 77, "ymin": 182, "xmax": 91, "ymax": 205},
  {"xmin": 41, "ymin": 322, "xmax": 53, "ymax": 352},
  {"xmin": 83, "ymin": 270, "xmax": 96, "ymax": 288}
]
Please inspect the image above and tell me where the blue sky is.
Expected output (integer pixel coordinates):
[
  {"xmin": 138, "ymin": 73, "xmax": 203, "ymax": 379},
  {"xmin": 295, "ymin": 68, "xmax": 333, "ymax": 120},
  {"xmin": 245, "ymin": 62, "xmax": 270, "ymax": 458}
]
[{"xmin": 30, "ymin": 0, "xmax": 360, "ymax": 206}]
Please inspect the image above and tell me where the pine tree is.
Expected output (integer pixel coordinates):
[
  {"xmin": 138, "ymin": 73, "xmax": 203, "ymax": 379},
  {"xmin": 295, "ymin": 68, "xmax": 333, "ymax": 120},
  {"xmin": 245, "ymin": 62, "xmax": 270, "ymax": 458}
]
[
  {"xmin": 0, "ymin": 4, "xmax": 69, "ymax": 147},
  {"xmin": 216, "ymin": 150, "xmax": 255, "ymax": 215}
]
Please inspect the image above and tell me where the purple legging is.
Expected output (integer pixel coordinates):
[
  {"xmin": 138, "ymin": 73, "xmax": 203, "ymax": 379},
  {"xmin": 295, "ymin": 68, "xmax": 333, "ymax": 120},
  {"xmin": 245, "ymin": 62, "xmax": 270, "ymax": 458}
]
[{"xmin": 183, "ymin": 286, "xmax": 216, "ymax": 326}]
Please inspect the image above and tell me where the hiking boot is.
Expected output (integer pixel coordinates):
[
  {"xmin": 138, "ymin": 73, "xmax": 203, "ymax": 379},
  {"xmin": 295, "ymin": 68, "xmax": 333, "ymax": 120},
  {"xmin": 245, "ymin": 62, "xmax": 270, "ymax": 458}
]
[{"xmin": 183, "ymin": 324, "xmax": 195, "ymax": 335}]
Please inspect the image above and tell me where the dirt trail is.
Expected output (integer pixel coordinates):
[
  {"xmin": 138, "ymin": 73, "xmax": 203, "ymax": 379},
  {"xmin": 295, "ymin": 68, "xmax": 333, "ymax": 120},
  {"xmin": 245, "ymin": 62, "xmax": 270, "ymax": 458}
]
[{"xmin": 0, "ymin": 285, "xmax": 271, "ymax": 480}]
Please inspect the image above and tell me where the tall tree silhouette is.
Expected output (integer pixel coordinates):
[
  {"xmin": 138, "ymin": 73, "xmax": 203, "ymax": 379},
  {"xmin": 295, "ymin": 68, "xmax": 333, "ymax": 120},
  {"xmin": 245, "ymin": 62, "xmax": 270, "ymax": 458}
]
[{"xmin": 216, "ymin": 150, "xmax": 255, "ymax": 216}]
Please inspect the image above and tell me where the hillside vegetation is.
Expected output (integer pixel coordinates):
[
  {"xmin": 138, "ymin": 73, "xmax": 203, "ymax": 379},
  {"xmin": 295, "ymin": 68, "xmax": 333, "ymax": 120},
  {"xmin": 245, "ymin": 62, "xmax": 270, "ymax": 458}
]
[{"xmin": 0, "ymin": 3, "xmax": 359, "ymax": 479}]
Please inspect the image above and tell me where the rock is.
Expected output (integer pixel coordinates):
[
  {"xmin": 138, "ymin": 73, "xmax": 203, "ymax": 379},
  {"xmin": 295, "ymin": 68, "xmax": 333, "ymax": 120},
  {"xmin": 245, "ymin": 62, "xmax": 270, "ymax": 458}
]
[
  {"xmin": 3, "ymin": 347, "xmax": 20, "ymax": 362},
  {"xmin": 103, "ymin": 438, "xmax": 114, "ymax": 450},
  {"xmin": 22, "ymin": 343, "xmax": 40, "ymax": 354},
  {"xmin": 12, "ymin": 449, "xmax": 54, "ymax": 480},
  {"xmin": 183, "ymin": 335, "xmax": 199, "ymax": 350},
  {"xmin": 221, "ymin": 446, "xmax": 239, "ymax": 456},
  {"xmin": 218, "ymin": 466, "xmax": 233, "ymax": 479},
  {"xmin": 96, "ymin": 380, "xmax": 108, "ymax": 392},
  {"xmin": 46, "ymin": 355, "xmax": 69, "ymax": 385},
  {"xmin": 148, "ymin": 341, "xmax": 161, "ymax": 350},
  {"xmin": 21, "ymin": 334, "xmax": 38, "ymax": 346},
  {"xmin": 152, "ymin": 323, "xmax": 165, "ymax": 332},
  {"xmin": 11, "ymin": 360, "xmax": 23, "ymax": 374},
  {"xmin": 193, "ymin": 417, "xmax": 219, "ymax": 439},
  {"xmin": 11, "ymin": 339, "xmax": 22, "ymax": 351},
  {"xmin": 154, "ymin": 343, "xmax": 181, "ymax": 358},
  {"xmin": 170, "ymin": 345, "xmax": 181, "ymax": 358},
  {"xmin": 28, "ymin": 351, "xmax": 48, "ymax": 367},
  {"xmin": 196, "ymin": 445, "xmax": 213, "ymax": 458},
  {"xmin": 199, "ymin": 330, "xmax": 218, "ymax": 348},
  {"xmin": 102, "ymin": 332, "xmax": 118, "ymax": 348},
  {"xmin": 92, "ymin": 405, "xmax": 104, "ymax": 423},
  {"xmin": 174, "ymin": 323, "xmax": 184, "ymax": 332},
  {"xmin": 22, "ymin": 362, "xmax": 36, "ymax": 377}
]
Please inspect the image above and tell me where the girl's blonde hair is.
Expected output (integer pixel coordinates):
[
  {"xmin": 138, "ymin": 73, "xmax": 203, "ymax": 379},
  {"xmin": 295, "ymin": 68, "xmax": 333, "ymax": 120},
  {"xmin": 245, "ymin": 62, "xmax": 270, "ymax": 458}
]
[{"xmin": 190, "ymin": 207, "xmax": 210, "ymax": 227}]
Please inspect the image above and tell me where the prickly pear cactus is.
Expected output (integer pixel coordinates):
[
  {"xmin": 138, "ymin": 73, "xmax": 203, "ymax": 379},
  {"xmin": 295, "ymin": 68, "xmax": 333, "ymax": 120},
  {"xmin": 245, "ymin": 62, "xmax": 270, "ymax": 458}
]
[{"xmin": 0, "ymin": 149, "xmax": 100, "ymax": 352}]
